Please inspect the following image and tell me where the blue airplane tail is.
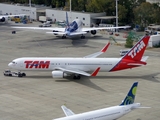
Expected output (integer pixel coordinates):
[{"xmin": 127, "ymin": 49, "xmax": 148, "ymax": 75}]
[{"xmin": 120, "ymin": 82, "xmax": 138, "ymax": 106}]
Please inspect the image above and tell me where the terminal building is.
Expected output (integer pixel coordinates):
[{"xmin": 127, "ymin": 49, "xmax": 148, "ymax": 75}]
[{"xmin": 0, "ymin": 3, "xmax": 116, "ymax": 27}]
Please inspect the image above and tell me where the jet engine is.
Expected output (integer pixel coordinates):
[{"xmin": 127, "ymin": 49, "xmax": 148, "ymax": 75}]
[
  {"xmin": 53, "ymin": 30, "xmax": 58, "ymax": 35},
  {"xmin": 91, "ymin": 30, "xmax": 97, "ymax": 35},
  {"xmin": 52, "ymin": 71, "xmax": 67, "ymax": 78},
  {"xmin": 0, "ymin": 17, "xmax": 5, "ymax": 22}
]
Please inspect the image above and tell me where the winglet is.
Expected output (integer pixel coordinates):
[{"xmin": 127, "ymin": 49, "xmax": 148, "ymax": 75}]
[
  {"xmin": 91, "ymin": 67, "xmax": 100, "ymax": 76},
  {"xmin": 101, "ymin": 42, "xmax": 110, "ymax": 52}
]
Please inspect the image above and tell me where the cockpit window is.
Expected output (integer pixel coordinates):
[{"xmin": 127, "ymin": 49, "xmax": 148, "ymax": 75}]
[{"xmin": 12, "ymin": 61, "xmax": 16, "ymax": 64}]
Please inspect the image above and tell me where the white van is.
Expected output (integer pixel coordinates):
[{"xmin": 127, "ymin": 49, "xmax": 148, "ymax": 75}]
[{"xmin": 119, "ymin": 49, "xmax": 130, "ymax": 56}]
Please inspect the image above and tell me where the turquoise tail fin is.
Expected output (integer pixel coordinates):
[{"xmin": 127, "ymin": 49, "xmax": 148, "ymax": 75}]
[{"xmin": 120, "ymin": 82, "xmax": 138, "ymax": 106}]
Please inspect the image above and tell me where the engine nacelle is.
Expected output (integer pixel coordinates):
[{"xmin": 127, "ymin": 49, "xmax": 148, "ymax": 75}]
[
  {"xmin": 52, "ymin": 71, "xmax": 67, "ymax": 78},
  {"xmin": 0, "ymin": 17, "xmax": 5, "ymax": 22},
  {"xmin": 91, "ymin": 30, "xmax": 97, "ymax": 35}
]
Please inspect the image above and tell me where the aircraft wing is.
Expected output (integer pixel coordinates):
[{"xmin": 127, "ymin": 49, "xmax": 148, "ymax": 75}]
[
  {"xmin": 61, "ymin": 105, "xmax": 75, "ymax": 116},
  {"xmin": 12, "ymin": 27, "xmax": 65, "ymax": 32},
  {"xmin": 54, "ymin": 67, "xmax": 100, "ymax": 76},
  {"xmin": 7, "ymin": 14, "xmax": 26, "ymax": 17},
  {"xmin": 81, "ymin": 26, "xmax": 130, "ymax": 32},
  {"xmin": 69, "ymin": 31, "xmax": 87, "ymax": 35},
  {"xmin": 46, "ymin": 31, "xmax": 87, "ymax": 35},
  {"xmin": 1, "ymin": 14, "xmax": 26, "ymax": 18},
  {"xmin": 46, "ymin": 32, "xmax": 66, "ymax": 35},
  {"xmin": 84, "ymin": 42, "xmax": 110, "ymax": 58}
]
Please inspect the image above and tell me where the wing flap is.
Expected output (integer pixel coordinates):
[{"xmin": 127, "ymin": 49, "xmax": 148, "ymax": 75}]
[{"xmin": 61, "ymin": 105, "xmax": 75, "ymax": 116}]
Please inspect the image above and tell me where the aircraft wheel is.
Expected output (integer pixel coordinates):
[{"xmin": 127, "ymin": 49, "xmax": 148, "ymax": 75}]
[
  {"xmin": 77, "ymin": 75, "xmax": 81, "ymax": 80},
  {"xmin": 22, "ymin": 73, "xmax": 26, "ymax": 77},
  {"xmin": 62, "ymin": 36, "xmax": 66, "ymax": 39},
  {"xmin": 81, "ymin": 36, "xmax": 85, "ymax": 39},
  {"xmin": 18, "ymin": 73, "xmax": 22, "ymax": 77},
  {"xmin": 73, "ymin": 75, "xmax": 81, "ymax": 80}
]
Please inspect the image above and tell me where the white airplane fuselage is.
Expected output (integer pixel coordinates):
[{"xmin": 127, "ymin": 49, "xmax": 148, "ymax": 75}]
[
  {"xmin": 8, "ymin": 57, "xmax": 132, "ymax": 72},
  {"xmin": 54, "ymin": 103, "xmax": 140, "ymax": 120}
]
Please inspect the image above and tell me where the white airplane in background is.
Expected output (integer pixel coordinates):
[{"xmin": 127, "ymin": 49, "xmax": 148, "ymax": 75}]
[
  {"xmin": 8, "ymin": 35, "xmax": 150, "ymax": 79},
  {"xmin": 0, "ymin": 14, "xmax": 26, "ymax": 23},
  {"xmin": 53, "ymin": 82, "xmax": 149, "ymax": 120},
  {"xmin": 12, "ymin": 12, "xmax": 130, "ymax": 39}
]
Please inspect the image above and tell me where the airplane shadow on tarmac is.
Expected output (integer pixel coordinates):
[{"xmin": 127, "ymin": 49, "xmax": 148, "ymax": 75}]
[
  {"xmin": 25, "ymin": 72, "xmax": 160, "ymax": 92},
  {"xmin": 59, "ymin": 76, "xmax": 106, "ymax": 92},
  {"xmin": 69, "ymin": 72, "xmax": 160, "ymax": 92},
  {"xmin": 91, "ymin": 72, "xmax": 160, "ymax": 83},
  {"xmin": 26, "ymin": 75, "xmax": 106, "ymax": 92}
]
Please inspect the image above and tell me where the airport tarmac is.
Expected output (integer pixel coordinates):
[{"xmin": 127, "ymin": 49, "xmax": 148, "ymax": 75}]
[{"xmin": 0, "ymin": 22, "xmax": 160, "ymax": 120}]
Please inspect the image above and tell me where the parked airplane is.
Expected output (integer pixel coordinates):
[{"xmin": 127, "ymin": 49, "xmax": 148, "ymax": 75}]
[
  {"xmin": 8, "ymin": 36, "xmax": 150, "ymax": 79},
  {"xmin": 53, "ymin": 82, "xmax": 149, "ymax": 120},
  {"xmin": 8, "ymin": 35, "xmax": 150, "ymax": 79},
  {"xmin": 0, "ymin": 14, "xmax": 26, "ymax": 23},
  {"xmin": 12, "ymin": 12, "xmax": 130, "ymax": 39}
]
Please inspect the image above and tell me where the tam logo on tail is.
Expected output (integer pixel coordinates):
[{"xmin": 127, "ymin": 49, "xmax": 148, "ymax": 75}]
[
  {"xmin": 128, "ymin": 40, "xmax": 145, "ymax": 58},
  {"xmin": 122, "ymin": 36, "xmax": 150, "ymax": 61}
]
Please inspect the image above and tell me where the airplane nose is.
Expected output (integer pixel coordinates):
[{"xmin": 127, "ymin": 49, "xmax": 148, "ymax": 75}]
[{"xmin": 8, "ymin": 62, "xmax": 12, "ymax": 67}]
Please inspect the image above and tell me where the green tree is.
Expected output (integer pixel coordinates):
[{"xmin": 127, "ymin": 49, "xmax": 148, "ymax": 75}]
[
  {"xmin": 125, "ymin": 36, "xmax": 133, "ymax": 48},
  {"xmin": 118, "ymin": 4, "xmax": 128, "ymax": 24},
  {"xmin": 133, "ymin": 2, "xmax": 158, "ymax": 27}
]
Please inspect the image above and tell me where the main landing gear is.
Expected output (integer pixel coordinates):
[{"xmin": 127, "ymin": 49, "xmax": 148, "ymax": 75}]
[
  {"xmin": 81, "ymin": 35, "xmax": 85, "ymax": 39},
  {"xmin": 73, "ymin": 74, "xmax": 81, "ymax": 80},
  {"xmin": 62, "ymin": 36, "xmax": 66, "ymax": 39}
]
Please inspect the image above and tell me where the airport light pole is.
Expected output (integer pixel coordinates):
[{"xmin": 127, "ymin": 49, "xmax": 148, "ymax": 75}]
[
  {"xmin": 70, "ymin": 0, "xmax": 72, "ymax": 22},
  {"xmin": 29, "ymin": 0, "xmax": 31, "ymax": 22},
  {"xmin": 115, "ymin": 0, "xmax": 118, "ymax": 32}
]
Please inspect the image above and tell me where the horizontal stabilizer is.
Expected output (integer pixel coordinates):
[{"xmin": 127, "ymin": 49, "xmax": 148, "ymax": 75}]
[
  {"xmin": 127, "ymin": 63, "xmax": 146, "ymax": 66},
  {"xmin": 137, "ymin": 107, "xmax": 151, "ymax": 108},
  {"xmin": 61, "ymin": 105, "xmax": 75, "ymax": 116},
  {"xmin": 141, "ymin": 56, "xmax": 149, "ymax": 62}
]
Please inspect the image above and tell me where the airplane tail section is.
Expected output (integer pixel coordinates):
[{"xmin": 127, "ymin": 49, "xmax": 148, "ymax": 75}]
[
  {"xmin": 122, "ymin": 35, "xmax": 150, "ymax": 61},
  {"xmin": 120, "ymin": 82, "xmax": 138, "ymax": 106}
]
